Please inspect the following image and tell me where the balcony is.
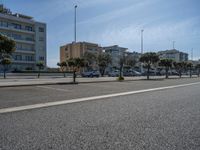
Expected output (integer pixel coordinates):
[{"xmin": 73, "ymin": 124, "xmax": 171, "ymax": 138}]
[
  {"xmin": 14, "ymin": 38, "xmax": 35, "ymax": 44},
  {"xmin": 14, "ymin": 49, "xmax": 35, "ymax": 54},
  {"xmin": 13, "ymin": 60, "xmax": 35, "ymax": 64},
  {"xmin": 0, "ymin": 25, "xmax": 35, "ymax": 34}
]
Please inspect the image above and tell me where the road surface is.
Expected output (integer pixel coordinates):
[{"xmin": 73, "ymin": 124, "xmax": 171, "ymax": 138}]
[{"xmin": 0, "ymin": 78, "xmax": 200, "ymax": 149}]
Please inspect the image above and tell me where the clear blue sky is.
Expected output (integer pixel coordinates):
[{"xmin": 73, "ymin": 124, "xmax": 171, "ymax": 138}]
[{"xmin": 2, "ymin": 0, "xmax": 200, "ymax": 67}]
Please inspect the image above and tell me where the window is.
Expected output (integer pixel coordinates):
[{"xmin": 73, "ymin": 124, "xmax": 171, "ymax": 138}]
[
  {"xmin": 12, "ymin": 23, "xmax": 21, "ymax": 29},
  {"xmin": 16, "ymin": 43, "xmax": 22, "ymax": 50},
  {"xmin": 0, "ymin": 21, "xmax": 8, "ymax": 27},
  {"xmin": 12, "ymin": 34, "xmax": 21, "ymax": 40},
  {"xmin": 25, "ymin": 26, "xmax": 33, "ymax": 31},
  {"xmin": 39, "ymin": 37, "xmax": 44, "ymax": 41},
  {"xmin": 25, "ymin": 37, "xmax": 34, "ymax": 41},
  {"xmin": 15, "ymin": 55, "xmax": 22, "ymax": 61},
  {"xmin": 25, "ymin": 55, "xmax": 34, "ymax": 61},
  {"xmin": 39, "ymin": 56, "xmax": 44, "ymax": 61},
  {"xmin": 39, "ymin": 27, "xmax": 44, "ymax": 32}
]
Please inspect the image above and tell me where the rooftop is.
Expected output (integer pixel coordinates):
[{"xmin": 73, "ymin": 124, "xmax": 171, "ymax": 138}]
[
  {"xmin": 0, "ymin": 4, "xmax": 33, "ymax": 20},
  {"xmin": 158, "ymin": 49, "xmax": 188, "ymax": 54}
]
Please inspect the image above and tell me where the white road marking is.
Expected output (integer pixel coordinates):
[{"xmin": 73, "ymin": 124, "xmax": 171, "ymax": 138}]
[
  {"xmin": 37, "ymin": 86, "xmax": 69, "ymax": 92},
  {"xmin": 0, "ymin": 82, "xmax": 200, "ymax": 114}
]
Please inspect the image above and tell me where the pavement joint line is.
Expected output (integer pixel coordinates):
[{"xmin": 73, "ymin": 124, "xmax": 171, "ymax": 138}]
[
  {"xmin": 36, "ymin": 86, "xmax": 70, "ymax": 92},
  {"xmin": 0, "ymin": 81, "xmax": 200, "ymax": 114}
]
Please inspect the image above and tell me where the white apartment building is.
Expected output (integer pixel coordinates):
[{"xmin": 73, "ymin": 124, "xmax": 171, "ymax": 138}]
[
  {"xmin": 0, "ymin": 5, "xmax": 46, "ymax": 71},
  {"xmin": 104, "ymin": 45, "xmax": 128, "ymax": 68},
  {"xmin": 158, "ymin": 49, "xmax": 188, "ymax": 62}
]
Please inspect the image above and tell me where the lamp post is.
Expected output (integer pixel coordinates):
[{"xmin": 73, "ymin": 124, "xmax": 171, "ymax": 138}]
[
  {"xmin": 140, "ymin": 29, "xmax": 144, "ymax": 73},
  {"xmin": 172, "ymin": 41, "xmax": 175, "ymax": 49},
  {"xmin": 141, "ymin": 29, "xmax": 144, "ymax": 54},
  {"xmin": 74, "ymin": 5, "xmax": 77, "ymax": 43}
]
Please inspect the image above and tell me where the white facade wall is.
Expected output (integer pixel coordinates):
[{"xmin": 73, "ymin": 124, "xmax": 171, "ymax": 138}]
[{"xmin": 0, "ymin": 13, "xmax": 46, "ymax": 71}]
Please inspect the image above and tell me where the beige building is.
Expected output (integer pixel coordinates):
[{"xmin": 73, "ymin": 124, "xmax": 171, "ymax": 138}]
[
  {"xmin": 60, "ymin": 42, "xmax": 102, "ymax": 71},
  {"xmin": 60, "ymin": 41, "xmax": 102, "ymax": 62}
]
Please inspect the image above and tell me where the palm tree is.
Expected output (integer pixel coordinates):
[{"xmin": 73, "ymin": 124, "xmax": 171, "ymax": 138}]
[
  {"xmin": 67, "ymin": 58, "xmax": 84, "ymax": 83},
  {"xmin": 195, "ymin": 64, "xmax": 200, "ymax": 77},
  {"xmin": 98, "ymin": 53, "xmax": 111, "ymax": 76},
  {"xmin": 173, "ymin": 62, "xmax": 185, "ymax": 78},
  {"xmin": 57, "ymin": 61, "xmax": 67, "ymax": 77},
  {"xmin": 36, "ymin": 61, "xmax": 44, "ymax": 78},
  {"xmin": 83, "ymin": 51, "xmax": 97, "ymax": 71},
  {"xmin": 187, "ymin": 62, "xmax": 193, "ymax": 78},
  {"xmin": 159, "ymin": 59, "xmax": 173, "ymax": 79},
  {"xmin": 139, "ymin": 52, "xmax": 160, "ymax": 80},
  {"xmin": 119, "ymin": 55, "xmax": 126, "ymax": 80},
  {"xmin": 0, "ymin": 56, "xmax": 11, "ymax": 79}
]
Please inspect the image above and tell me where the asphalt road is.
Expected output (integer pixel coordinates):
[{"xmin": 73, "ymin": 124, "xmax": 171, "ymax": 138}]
[
  {"xmin": 0, "ymin": 78, "xmax": 200, "ymax": 149},
  {"xmin": 0, "ymin": 78, "xmax": 199, "ymax": 109}
]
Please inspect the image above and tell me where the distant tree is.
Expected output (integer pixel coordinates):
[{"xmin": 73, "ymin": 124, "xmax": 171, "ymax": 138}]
[
  {"xmin": 67, "ymin": 58, "xmax": 84, "ymax": 83},
  {"xmin": 173, "ymin": 62, "xmax": 185, "ymax": 78},
  {"xmin": 187, "ymin": 62, "xmax": 193, "ymax": 78},
  {"xmin": 98, "ymin": 53, "xmax": 111, "ymax": 76},
  {"xmin": 83, "ymin": 51, "xmax": 97, "ymax": 71},
  {"xmin": 36, "ymin": 61, "xmax": 44, "ymax": 78},
  {"xmin": 123, "ymin": 56, "xmax": 136, "ymax": 72},
  {"xmin": 125, "ymin": 56, "xmax": 136, "ymax": 68},
  {"xmin": 119, "ymin": 54, "xmax": 126, "ymax": 80},
  {"xmin": 0, "ymin": 56, "xmax": 11, "ymax": 79},
  {"xmin": 0, "ymin": 34, "xmax": 16, "ymax": 57},
  {"xmin": 195, "ymin": 64, "xmax": 200, "ymax": 77},
  {"xmin": 139, "ymin": 52, "xmax": 160, "ymax": 80},
  {"xmin": 57, "ymin": 61, "xmax": 67, "ymax": 77},
  {"xmin": 0, "ymin": 34, "xmax": 16, "ymax": 78},
  {"xmin": 159, "ymin": 59, "xmax": 173, "ymax": 79}
]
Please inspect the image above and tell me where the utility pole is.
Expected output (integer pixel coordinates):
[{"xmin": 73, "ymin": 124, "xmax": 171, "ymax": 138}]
[
  {"xmin": 172, "ymin": 41, "xmax": 175, "ymax": 49},
  {"xmin": 141, "ymin": 29, "xmax": 144, "ymax": 54},
  {"xmin": 140, "ymin": 29, "xmax": 144, "ymax": 73},
  {"xmin": 74, "ymin": 5, "xmax": 77, "ymax": 43},
  {"xmin": 191, "ymin": 48, "xmax": 193, "ymax": 60}
]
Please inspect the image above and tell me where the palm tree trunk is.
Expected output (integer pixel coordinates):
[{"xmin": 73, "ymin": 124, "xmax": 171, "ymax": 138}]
[
  {"xmin": 165, "ymin": 68, "xmax": 169, "ymax": 79},
  {"xmin": 3, "ymin": 66, "xmax": 6, "ymax": 79},
  {"xmin": 147, "ymin": 66, "xmax": 150, "ymax": 80},
  {"xmin": 190, "ymin": 68, "xmax": 192, "ymax": 78},
  {"xmin": 119, "ymin": 66, "xmax": 122, "ymax": 78},
  {"xmin": 38, "ymin": 69, "xmax": 40, "ymax": 78},
  {"xmin": 179, "ymin": 71, "xmax": 182, "ymax": 78},
  {"xmin": 73, "ymin": 71, "xmax": 76, "ymax": 83}
]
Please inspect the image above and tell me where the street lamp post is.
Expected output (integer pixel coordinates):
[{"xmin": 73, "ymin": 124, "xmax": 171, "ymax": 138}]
[
  {"xmin": 140, "ymin": 29, "xmax": 144, "ymax": 72},
  {"xmin": 172, "ymin": 41, "xmax": 175, "ymax": 49},
  {"xmin": 141, "ymin": 29, "xmax": 144, "ymax": 54},
  {"xmin": 74, "ymin": 5, "xmax": 77, "ymax": 43}
]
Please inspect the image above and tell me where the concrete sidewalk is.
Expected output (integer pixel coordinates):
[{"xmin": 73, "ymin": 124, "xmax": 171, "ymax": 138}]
[
  {"xmin": 0, "ymin": 76, "xmax": 171, "ymax": 87},
  {"xmin": 0, "ymin": 75, "xmax": 195, "ymax": 87}
]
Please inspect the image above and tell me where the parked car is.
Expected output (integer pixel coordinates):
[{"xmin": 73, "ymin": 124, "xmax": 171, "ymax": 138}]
[
  {"xmin": 81, "ymin": 70, "xmax": 100, "ymax": 77},
  {"xmin": 142, "ymin": 70, "xmax": 161, "ymax": 76},
  {"xmin": 123, "ymin": 70, "xmax": 141, "ymax": 76},
  {"xmin": 108, "ymin": 70, "xmax": 119, "ymax": 77}
]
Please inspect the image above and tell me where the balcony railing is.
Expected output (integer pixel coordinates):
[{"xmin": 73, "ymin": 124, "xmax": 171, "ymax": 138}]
[{"xmin": 0, "ymin": 24, "xmax": 35, "ymax": 34}]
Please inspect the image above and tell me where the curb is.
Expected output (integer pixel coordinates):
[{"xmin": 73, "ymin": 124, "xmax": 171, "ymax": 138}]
[
  {"xmin": 0, "ymin": 78, "xmax": 147, "ymax": 88},
  {"xmin": 0, "ymin": 76, "xmax": 197, "ymax": 88}
]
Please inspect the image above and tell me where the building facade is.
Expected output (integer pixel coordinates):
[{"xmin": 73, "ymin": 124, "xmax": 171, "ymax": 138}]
[
  {"xmin": 104, "ymin": 45, "xmax": 128, "ymax": 68},
  {"xmin": 60, "ymin": 42, "xmax": 102, "ymax": 70},
  {"xmin": 158, "ymin": 49, "xmax": 188, "ymax": 62},
  {"xmin": 0, "ymin": 5, "xmax": 46, "ymax": 71},
  {"xmin": 60, "ymin": 41, "xmax": 102, "ymax": 62}
]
